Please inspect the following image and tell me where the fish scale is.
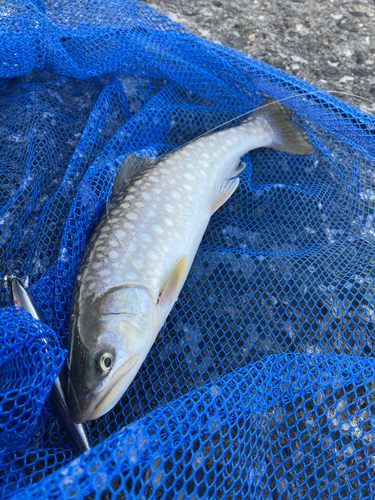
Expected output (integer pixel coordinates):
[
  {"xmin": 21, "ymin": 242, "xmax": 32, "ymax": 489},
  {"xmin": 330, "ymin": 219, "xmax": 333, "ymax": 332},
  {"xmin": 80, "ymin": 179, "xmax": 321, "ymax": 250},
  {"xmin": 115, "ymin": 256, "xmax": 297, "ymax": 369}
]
[
  {"xmin": 81, "ymin": 139, "xmax": 222, "ymax": 299},
  {"xmin": 67, "ymin": 98, "xmax": 313, "ymax": 423}
]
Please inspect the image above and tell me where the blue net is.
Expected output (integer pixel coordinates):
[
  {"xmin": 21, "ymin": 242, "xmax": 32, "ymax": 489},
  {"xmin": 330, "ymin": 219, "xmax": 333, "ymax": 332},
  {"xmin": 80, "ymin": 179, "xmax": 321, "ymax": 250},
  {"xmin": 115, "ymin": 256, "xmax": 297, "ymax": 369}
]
[{"xmin": 1, "ymin": 0, "xmax": 375, "ymax": 498}]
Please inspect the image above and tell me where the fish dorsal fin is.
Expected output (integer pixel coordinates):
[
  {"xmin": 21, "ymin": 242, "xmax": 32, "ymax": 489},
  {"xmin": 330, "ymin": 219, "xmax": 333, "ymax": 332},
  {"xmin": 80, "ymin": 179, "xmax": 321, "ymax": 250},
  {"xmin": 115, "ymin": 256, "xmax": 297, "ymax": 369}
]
[
  {"xmin": 112, "ymin": 153, "xmax": 156, "ymax": 197},
  {"xmin": 159, "ymin": 256, "xmax": 187, "ymax": 308},
  {"xmin": 211, "ymin": 177, "xmax": 240, "ymax": 214}
]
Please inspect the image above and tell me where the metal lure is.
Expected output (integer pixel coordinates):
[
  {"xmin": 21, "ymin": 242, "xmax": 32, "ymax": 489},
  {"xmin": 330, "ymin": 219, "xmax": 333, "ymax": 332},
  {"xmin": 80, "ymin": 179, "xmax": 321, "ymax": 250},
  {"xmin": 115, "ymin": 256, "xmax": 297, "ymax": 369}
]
[{"xmin": 8, "ymin": 276, "xmax": 90, "ymax": 453}]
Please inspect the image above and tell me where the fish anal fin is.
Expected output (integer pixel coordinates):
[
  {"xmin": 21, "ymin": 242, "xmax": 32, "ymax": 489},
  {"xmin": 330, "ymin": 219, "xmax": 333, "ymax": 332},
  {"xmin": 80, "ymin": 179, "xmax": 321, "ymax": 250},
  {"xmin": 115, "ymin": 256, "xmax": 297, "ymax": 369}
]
[
  {"xmin": 211, "ymin": 178, "xmax": 240, "ymax": 214},
  {"xmin": 112, "ymin": 153, "xmax": 156, "ymax": 197},
  {"xmin": 159, "ymin": 256, "xmax": 187, "ymax": 308}
]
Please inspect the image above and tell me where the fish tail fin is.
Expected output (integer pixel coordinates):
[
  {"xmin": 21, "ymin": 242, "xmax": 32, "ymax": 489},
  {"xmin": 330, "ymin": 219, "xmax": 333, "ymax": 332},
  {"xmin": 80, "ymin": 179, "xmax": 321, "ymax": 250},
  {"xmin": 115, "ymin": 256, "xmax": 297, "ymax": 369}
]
[{"xmin": 250, "ymin": 98, "xmax": 313, "ymax": 155}]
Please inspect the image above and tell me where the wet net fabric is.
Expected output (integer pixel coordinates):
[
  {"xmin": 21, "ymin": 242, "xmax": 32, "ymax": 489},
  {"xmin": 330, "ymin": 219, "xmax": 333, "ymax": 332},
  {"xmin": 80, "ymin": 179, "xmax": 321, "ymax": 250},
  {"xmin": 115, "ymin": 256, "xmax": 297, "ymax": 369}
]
[{"xmin": 1, "ymin": 0, "xmax": 375, "ymax": 498}]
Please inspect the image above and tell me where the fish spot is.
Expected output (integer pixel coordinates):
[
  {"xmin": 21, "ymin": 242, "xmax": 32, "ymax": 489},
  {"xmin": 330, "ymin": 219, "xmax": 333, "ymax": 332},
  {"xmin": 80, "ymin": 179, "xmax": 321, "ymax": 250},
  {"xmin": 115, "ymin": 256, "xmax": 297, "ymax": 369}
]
[
  {"xmin": 171, "ymin": 191, "xmax": 181, "ymax": 200},
  {"xmin": 148, "ymin": 250, "xmax": 158, "ymax": 261},
  {"xmin": 149, "ymin": 176, "xmax": 159, "ymax": 183},
  {"xmin": 140, "ymin": 233, "xmax": 153, "ymax": 243},
  {"xmin": 134, "ymin": 259, "xmax": 144, "ymax": 268},
  {"xmin": 148, "ymin": 209, "xmax": 156, "ymax": 217},
  {"xmin": 135, "ymin": 201, "xmax": 145, "ymax": 208},
  {"xmin": 112, "ymin": 209, "xmax": 121, "ymax": 215},
  {"xmin": 109, "ymin": 239, "xmax": 119, "ymax": 247},
  {"xmin": 126, "ymin": 212, "xmax": 138, "ymax": 221},
  {"xmin": 127, "ymin": 195, "xmax": 135, "ymax": 201},
  {"xmin": 160, "ymin": 168, "xmax": 169, "ymax": 174},
  {"xmin": 165, "ymin": 203, "xmax": 174, "ymax": 213},
  {"xmin": 92, "ymin": 262, "xmax": 101, "ymax": 269},
  {"xmin": 169, "ymin": 178, "xmax": 177, "ymax": 184},
  {"xmin": 184, "ymin": 184, "xmax": 193, "ymax": 191},
  {"xmin": 153, "ymin": 187, "xmax": 162, "ymax": 195},
  {"xmin": 99, "ymin": 268, "xmax": 111, "ymax": 277},
  {"xmin": 124, "ymin": 222, "xmax": 135, "ymax": 230},
  {"xmin": 183, "ymin": 172, "xmax": 195, "ymax": 181},
  {"xmin": 121, "ymin": 202, "xmax": 130, "ymax": 209},
  {"xmin": 185, "ymin": 163, "xmax": 194, "ymax": 169},
  {"xmin": 165, "ymin": 217, "xmax": 173, "ymax": 226},
  {"xmin": 93, "ymin": 256, "xmax": 103, "ymax": 267},
  {"xmin": 152, "ymin": 225, "xmax": 164, "ymax": 234},
  {"xmin": 202, "ymin": 153, "xmax": 210, "ymax": 159},
  {"xmin": 109, "ymin": 250, "xmax": 120, "ymax": 259},
  {"xmin": 116, "ymin": 230, "xmax": 127, "ymax": 238},
  {"xmin": 142, "ymin": 192, "xmax": 152, "ymax": 201},
  {"xmin": 128, "ymin": 242, "xmax": 137, "ymax": 253}
]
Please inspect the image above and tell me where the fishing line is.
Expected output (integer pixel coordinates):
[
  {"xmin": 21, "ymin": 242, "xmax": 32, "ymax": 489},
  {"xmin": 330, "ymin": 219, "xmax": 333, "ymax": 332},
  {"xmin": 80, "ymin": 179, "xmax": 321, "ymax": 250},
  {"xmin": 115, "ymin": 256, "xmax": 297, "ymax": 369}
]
[
  {"xmin": 131, "ymin": 89, "xmax": 373, "ymax": 163},
  {"xmin": 105, "ymin": 190, "xmax": 151, "ymax": 284},
  {"xmin": 105, "ymin": 89, "xmax": 373, "ymax": 242},
  {"xmin": 191, "ymin": 90, "xmax": 374, "ymax": 143}
]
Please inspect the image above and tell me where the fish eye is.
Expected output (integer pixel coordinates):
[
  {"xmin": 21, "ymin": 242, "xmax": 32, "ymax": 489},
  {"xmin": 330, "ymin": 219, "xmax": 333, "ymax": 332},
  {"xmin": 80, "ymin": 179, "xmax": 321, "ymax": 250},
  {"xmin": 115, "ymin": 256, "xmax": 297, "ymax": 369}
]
[{"xmin": 99, "ymin": 353, "xmax": 113, "ymax": 372}]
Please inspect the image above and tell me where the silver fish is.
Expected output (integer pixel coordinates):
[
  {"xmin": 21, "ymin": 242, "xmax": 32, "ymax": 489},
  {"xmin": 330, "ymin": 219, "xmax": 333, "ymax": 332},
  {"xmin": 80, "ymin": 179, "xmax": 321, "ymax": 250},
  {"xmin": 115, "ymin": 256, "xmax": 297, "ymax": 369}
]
[
  {"xmin": 8, "ymin": 276, "xmax": 91, "ymax": 453},
  {"xmin": 67, "ymin": 98, "xmax": 313, "ymax": 423}
]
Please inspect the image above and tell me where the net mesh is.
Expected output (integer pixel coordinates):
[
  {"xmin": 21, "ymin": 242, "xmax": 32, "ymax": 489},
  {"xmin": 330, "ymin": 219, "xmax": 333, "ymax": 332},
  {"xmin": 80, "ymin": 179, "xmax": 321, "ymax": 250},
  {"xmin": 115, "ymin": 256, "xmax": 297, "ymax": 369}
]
[{"xmin": 1, "ymin": 0, "xmax": 375, "ymax": 498}]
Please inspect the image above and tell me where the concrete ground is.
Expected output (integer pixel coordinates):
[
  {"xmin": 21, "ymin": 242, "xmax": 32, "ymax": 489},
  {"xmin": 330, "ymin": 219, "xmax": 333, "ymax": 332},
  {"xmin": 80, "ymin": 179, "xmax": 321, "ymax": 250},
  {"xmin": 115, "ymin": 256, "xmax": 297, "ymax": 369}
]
[{"xmin": 142, "ymin": 0, "xmax": 375, "ymax": 116}]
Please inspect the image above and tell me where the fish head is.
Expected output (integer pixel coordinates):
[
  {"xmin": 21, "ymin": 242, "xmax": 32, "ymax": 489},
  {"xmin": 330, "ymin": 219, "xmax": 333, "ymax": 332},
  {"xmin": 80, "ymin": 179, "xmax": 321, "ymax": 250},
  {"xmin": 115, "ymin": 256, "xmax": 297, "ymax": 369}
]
[{"xmin": 67, "ymin": 286, "xmax": 158, "ymax": 423}]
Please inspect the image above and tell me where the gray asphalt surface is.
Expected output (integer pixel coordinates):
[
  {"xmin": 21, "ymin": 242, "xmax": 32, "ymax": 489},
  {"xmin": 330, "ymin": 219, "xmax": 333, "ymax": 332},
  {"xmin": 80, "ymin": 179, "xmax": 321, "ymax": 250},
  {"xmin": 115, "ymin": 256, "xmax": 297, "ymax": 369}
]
[{"xmin": 143, "ymin": 0, "xmax": 375, "ymax": 116}]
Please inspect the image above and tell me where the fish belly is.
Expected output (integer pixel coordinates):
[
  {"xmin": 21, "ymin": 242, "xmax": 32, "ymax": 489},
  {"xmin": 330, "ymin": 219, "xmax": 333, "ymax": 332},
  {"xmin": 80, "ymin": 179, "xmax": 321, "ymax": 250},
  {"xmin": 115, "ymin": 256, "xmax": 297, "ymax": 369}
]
[{"xmin": 77, "ymin": 120, "xmax": 271, "ymax": 316}]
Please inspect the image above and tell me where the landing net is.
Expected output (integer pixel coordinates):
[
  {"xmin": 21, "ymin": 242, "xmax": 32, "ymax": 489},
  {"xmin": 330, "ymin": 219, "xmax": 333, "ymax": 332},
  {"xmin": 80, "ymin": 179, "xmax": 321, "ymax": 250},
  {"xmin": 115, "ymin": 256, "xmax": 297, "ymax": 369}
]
[{"xmin": 1, "ymin": 1, "xmax": 375, "ymax": 499}]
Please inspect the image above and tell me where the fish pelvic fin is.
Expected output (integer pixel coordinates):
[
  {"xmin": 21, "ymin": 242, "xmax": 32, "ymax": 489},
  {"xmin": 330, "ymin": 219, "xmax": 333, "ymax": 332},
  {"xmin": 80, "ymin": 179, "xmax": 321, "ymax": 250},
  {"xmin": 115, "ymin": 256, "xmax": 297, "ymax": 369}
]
[
  {"xmin": 250, "ymin": 98, "xmax": 313, "ymax": 156},
  {"xmin": 211, "ymin": 177, "xmax": 240, "ymax": 214}
]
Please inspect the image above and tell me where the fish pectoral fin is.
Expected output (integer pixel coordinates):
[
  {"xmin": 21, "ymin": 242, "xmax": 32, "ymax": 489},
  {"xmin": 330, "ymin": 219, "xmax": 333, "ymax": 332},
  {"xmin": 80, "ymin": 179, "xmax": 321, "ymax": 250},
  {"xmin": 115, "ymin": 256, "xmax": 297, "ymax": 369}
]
[
  {"xmin": 112, "ymin": 153, "xmax": 157, "ymax": 196},
  {"xmin": 159, "ymin": 255, "xmax": 187, "ymax": 308},
  {"xmin": 211, "ymin": 177, "xmax": 240, "ymax": 214}
]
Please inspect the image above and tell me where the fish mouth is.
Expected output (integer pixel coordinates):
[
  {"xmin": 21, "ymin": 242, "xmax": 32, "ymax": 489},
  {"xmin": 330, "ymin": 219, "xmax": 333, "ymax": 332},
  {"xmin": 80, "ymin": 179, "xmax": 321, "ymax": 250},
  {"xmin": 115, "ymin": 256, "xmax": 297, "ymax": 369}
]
[{"xmin": 86, "ymin": 353, "xmax": 140, "ymax": 422}]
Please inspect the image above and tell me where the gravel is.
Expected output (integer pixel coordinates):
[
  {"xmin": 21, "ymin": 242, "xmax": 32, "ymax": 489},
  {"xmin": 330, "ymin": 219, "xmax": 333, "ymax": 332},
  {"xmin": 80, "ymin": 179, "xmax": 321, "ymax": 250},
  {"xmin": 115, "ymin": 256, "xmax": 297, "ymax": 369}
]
[{"xmin": 142, "ymin": 0, "xmax": 375, "ymax": 116}]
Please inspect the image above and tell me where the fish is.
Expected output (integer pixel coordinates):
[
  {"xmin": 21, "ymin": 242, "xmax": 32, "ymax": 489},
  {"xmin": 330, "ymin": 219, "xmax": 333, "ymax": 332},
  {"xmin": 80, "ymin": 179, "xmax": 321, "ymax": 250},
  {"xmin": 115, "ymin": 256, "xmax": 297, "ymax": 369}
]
[
  {"xmin": 67, "ymin": 98, "xmax": 313, "ymax": 423},
  {"xmin": 7, "ymin": 276, "xmax": 91, "ymax": 453}
]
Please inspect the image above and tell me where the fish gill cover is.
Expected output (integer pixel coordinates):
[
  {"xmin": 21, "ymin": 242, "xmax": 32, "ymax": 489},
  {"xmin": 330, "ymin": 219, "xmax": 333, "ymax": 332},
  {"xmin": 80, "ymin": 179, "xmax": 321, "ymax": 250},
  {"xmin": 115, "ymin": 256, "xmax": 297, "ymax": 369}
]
[{"xmin": 0, "ymin": 0, "xmax": 375, "ymax": 498}]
